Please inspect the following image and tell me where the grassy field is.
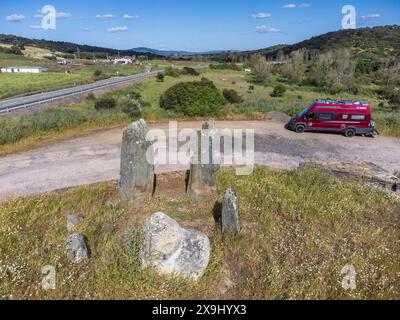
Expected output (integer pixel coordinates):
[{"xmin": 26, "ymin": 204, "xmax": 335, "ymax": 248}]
[
  {"xmin": 0, "ymin": 167, "xmax": 398, "ymax": 299},
  {"xmin": 0, "ymin": 62, "xmax": 145, "ymax": 99},
  {"xmin": 0, "ymin": 67, "xmax": 399, "ymax": 157}
]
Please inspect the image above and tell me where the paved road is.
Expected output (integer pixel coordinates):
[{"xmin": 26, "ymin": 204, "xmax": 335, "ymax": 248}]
[
  {"xmin": 0, "ymin": 70, "xmax": 160, "ymax": 113},
  {"xmin": 0, "ymin": 120, "xmax": 399, "ymax": 201}
]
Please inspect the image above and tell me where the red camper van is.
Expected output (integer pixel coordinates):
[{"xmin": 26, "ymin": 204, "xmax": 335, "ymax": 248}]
[{"xmin": 285, "ymin": 99, "xmax": 379, "ymax": 137}]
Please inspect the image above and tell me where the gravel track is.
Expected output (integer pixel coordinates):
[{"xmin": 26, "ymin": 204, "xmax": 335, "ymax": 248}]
[{"xmin": 0, "ymin": 120, "xmax": 399, "ymax": 201}]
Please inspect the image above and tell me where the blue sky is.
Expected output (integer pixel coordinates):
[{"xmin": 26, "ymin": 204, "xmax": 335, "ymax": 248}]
[{"xmin": 1, "ymin": 0, "xmax": 399, "ymax": 51}]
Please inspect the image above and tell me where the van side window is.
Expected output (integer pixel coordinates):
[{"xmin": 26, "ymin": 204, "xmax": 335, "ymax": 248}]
[
  {"xmin": 317, "ymin": 113, "xmax": 335, "ymax": 121},
  {"xmin": 342, "ymin": 114, "xmax": 349, "ymax": 120},
  {"xmin": 351, "ymin": 115, "xmax": 366, "ymax": 121}
]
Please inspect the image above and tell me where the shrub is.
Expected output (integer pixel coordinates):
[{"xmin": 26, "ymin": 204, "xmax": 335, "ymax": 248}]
[
  {"xmin": 118, "ymin": 95, "xmax": 142, "ymax": 117},
  {"xmin": 8, "ymin": 45, "xmax": 23, "ymax": 55},
  {"xmin": 271, "ymin": 84, "xmax": 287, "ymax": 97},
  {"xmin": 379, "ymin": 87, "xmax": 400, "ymax": 106},
  {"xmin": 156, "ymin": 72, "xmax": 165, "ymax": 82},
  {"xmin": 209, "ymin": 63, "xmax": 241, "ymax": 71},
  {"xmin": 159, "ymin": 78, "xmax": 225, "ymax": 116},
  {"xmin": 165, "ymin": 66, "xmax": 181, "ymax": 78},
  {"xmin": 93, "ymin": 69, "xmax": 103, "ymax": 77},
  {"xmin": 248, "ymin": 85, "xmax": 255, "ymax": 91},
  {"xmin": 223, "ymin": 89, "xmax": 244, "ymax": 104},
  {"xmin": 181, "ymin": 67, "xmax": 200, "ymax": 76},
  {"xmin": 86, "ymin": 93, "xmax": 96, "ymax": 101},
  {"xmin": 95, "ymin": 96, "xmax": 116, "ymax": 110}
]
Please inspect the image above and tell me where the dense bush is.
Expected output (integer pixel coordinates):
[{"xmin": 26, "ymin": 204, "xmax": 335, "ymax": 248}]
[
  {"xmin": 8, "ymin": 45, "xmax": 23, "ymax": 55},
  {"xmin": 379, "ymin": 87, "xmax": 400, "ymax": 106},
  {"xmin": 181, "ymin": 67, "xmax": 200, "ymax": 76},
  {"xmin": 159, "ymin": 78, "xmax": 225, "ymax": 116},
  {"xmin": 86, "ymin": 93, "xmax": 96, "ymax": 101},
  {"xmin": 271, "ymin": 84, "xmax": 287, "ymax": 97},
  {"xmin": 209, "ymin": 63, "xmax": 241, "ymax": 71},
  {"xmin": 117, "ymin": 90, "xmax": 148, "ymax": 117},
  {"xmin": 156, "ymin": 72, "xmax": 165, "ymax": 82},
  {"xmin": 164, "ymin": 66, "xmax": 181, "ymax": 78},
  {"xmin": 95, "ymin": 96, "xmax": 116, "ymax": 110},
  {"xmin": 118, "ymin": 95, "xmax": 143, "ymax": 117},
  {"xmin": 223, "ymin": 89, "xmax": 244, "ymax": 104}
]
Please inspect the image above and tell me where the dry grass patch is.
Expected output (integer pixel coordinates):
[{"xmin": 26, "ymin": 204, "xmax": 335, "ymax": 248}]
[{"xmin": 0, "ymin": 168, "xmax": 399, "ymax": 299}]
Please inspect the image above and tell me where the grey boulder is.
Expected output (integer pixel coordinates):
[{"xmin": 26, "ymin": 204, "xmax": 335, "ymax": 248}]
[
  {"xmin": 67, "ymin": 213, "xmax": 83, "ymax": 232},
  {"xmin": 140, "ymin": 212, "xmax": 210, "ymax": 280},
  {"xmin": 222, "ymin": 188, "xmax": 240, "ymax": 236},
  {"xmin": 66, "ymin": 233, "xmax": 89, "ymax": 264}
]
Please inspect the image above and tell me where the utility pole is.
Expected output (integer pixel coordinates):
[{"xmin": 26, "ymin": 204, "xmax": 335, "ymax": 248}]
[{"xmin": 77, "ymin": 47, "xmax": 80, "ymax": 59}]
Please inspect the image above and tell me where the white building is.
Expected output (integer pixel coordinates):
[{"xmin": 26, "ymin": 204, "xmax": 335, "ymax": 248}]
[
  {"xmin": 0, "ymin": 67, "xmax": 49, "ymax": 73},
  {"xmin": 113, "ymin": 57, "xmax": 133, "ymax": 65}
]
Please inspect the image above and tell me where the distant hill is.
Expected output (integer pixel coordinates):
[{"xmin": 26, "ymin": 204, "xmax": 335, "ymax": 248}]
[
  {"xmin": 233, "ymin": 25, "xmax": 400, "ymax": 60},
  {"xmin": 0, "ymin": 34, "xmax": 163, "ymax": 59},
  {"xmin": 131, "ymin": 47, "xmax": 240, "ymax": 56}
]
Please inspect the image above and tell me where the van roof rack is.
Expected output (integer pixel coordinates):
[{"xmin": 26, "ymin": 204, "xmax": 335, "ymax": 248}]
[{"xmin": 316, "ymin": 99, "xmax": 369, "ymax": 106}]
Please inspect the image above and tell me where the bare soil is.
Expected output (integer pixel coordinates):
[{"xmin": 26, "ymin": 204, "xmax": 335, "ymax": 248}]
[{"xmin": 0, "ymin": 120, "xmax": 399, "ymax": 201}]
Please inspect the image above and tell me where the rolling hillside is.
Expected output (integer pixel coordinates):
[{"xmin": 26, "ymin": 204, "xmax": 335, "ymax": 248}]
[
  {"xmin": 0, "ymin": 34, "xmax": 163, "ymax": 59},
  {"xmin": 231, "ymin": 25, "xmax": 400, "ymax": 60}
]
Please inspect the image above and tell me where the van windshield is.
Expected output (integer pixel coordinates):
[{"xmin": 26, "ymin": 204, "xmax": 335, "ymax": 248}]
[{"xmin": 298, "ymin": 105, "xmax": 313, "ymax": 117}]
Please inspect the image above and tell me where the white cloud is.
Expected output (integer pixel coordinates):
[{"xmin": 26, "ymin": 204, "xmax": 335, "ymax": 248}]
[
  {"xmin": 254, "ymin": 25, "xmax": 281, "ymax": 33},
  {"xmin": 107, "ymin": 26, "xmax": 128, "ymax": 33},
  {"xmin": 96, "ymin": 14, "xmax": 115, "ymax": 19},
  {"xmin": 283, "ymin": 3, "xmax": 310, "ymax": 9},
  {"xmin": 123, "ymin": 14, "xmax": 139, "ymax": 19},
  {"xmin": 35, "ymin": 11, "xmax": 72, "ymax": 19},
  {"xmin": 29, "ymin": 25, "xmax": 43, "ymax": 30},
  {"xmin": 361, "ymin": 13, "xmax": 381, "ymax": 20},
  {"xmin": 83, "ymin": 27, "xmax": 91, "ymax": 31},
  {"xmin": 56, "ymin": 12, "xmax": 72, "ymax": 19},
  {"xmin": 252, "ymin": 12, "xmax": 272, "ymax": 19},
  {"xmin": 283, "ymin": 4, "xmax": 297, "ymax": 9},
  {"xmin": 6, "ymin": 14, "xmax": 26, "ymax": 22}
]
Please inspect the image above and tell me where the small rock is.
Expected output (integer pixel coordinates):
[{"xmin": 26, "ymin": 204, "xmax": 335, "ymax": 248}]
[
  {"xmin": 140, "ymin": 212, "xmax": 210, "ymax": 280},
  {"xmin": 67, "ymin": 213, "xmax": 83, "ymax": 232},
  {"xmin": 221, "ymin": 188, "xmax": 240, "ymax": 236},
  {"xmin": 66, "ymin": 233, "xmax": 89, "ymax": 264}
]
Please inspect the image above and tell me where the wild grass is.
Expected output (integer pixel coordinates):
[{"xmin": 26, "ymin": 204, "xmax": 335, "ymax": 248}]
[
  {"xmin": 0, "ymin": 68, "xmax": 398, "ymax": 156},
  {"xmin": 0, "ymin": 167, "xmax": 398, "ymax": 299},
  {"xmin": 0, "ymin": 63, "xmax": 144, "ymax": 99},
  {"xmin": 0, "ymin": 102, "xmax": 130, "ymax": 156}
]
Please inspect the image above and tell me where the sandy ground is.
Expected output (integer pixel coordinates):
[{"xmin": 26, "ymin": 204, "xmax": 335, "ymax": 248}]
[{"xmin": 0, "ymin": 120, "xmax": 399, "ymax": 201}]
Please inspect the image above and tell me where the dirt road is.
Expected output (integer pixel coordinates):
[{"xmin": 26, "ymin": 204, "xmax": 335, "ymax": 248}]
[{"xmin": 0, "ymin": 120, "xmax": 399, "ymax": 201}]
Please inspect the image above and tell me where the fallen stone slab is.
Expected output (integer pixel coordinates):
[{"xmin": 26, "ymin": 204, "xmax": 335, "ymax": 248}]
[
  {"xmin": 66, "ymin": 233, "xmax": 90, "ymax": 264},
  {"xmin": 140, "ymin": 212, "xmax": 210, "ymax": 280},
  {"xmin": 300, "ymin": 161, "xmax": 399, "ymax": 193}
]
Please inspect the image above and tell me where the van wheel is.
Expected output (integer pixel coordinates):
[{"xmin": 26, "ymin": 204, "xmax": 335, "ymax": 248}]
[
  {"xmin": 295, "ymin": 125, "xmax": 305, "ymax": 134},
  {"xmin": 345, "ymin": 128, "xmax": 356, "ymax": 138}
]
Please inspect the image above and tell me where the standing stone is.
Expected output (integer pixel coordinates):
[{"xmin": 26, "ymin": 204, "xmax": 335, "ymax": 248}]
[
  {"xmin": 140, "ymin": 212, "xmax": 210, "ymax": 280},
  {"xmin": 67, "ymin": 213, "xmax": 83, "ymax": 232},
  {"xmin": 119, "ymin": 119, "xmax": 154, "ymax": 203},
  {"xmin": 221, "ymin": 188, "xmax": 240, "ymax": 236},
  {"xmin": 66, "ymin": 233, "xmax": 89, "ymax": 264},
  {"xmin": 188, "ymin": 119, "xmax": 220, "ymax": 200}
]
